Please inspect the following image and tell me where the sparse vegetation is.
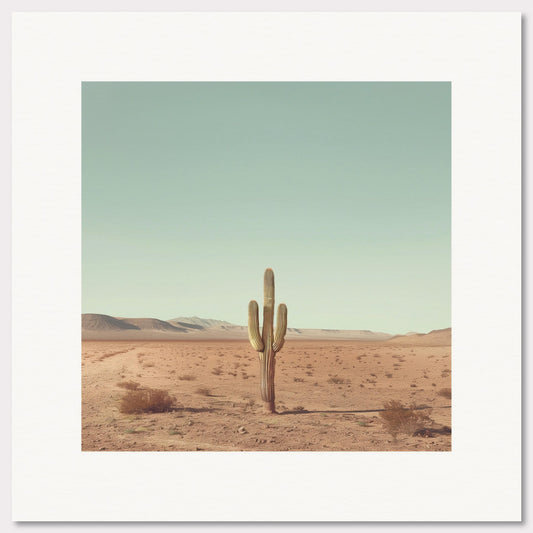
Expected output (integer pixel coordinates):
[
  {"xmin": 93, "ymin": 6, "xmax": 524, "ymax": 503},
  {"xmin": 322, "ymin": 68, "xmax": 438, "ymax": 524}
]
[
  {"xmin": 116, "ymin": 381, "xmax": 140, "ymax": 390},
  {"xmin": 125, "ymin": 428, "xmax": 147, "ymax": 434},
  {"xmin": 379, "ymin": 400, "xmax": 433, "ymax": 443},
  {"xmin": 83, "ymin": 333, "xmax": 452, "ymax": 451},
  {"xmin": 438, "ymin": 387, "xmax": 452, "ymax": 399},
  {"xmin": 327, "ymin": 375, "xmax": 347, "ymax": 384},
  {"xmin": 119, "ymin": 388, "xmax": 175, "ymax": 414}
]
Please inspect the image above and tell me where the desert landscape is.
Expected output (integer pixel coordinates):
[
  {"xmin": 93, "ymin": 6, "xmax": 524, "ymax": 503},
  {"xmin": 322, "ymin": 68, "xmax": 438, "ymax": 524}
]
[
  {"xmin": 82, "ymin": 315, "xmax": 451, "ymax": 452},
  {"xmin": 81, "ymin": 83, "xmax": 451, "ymax": 453}
]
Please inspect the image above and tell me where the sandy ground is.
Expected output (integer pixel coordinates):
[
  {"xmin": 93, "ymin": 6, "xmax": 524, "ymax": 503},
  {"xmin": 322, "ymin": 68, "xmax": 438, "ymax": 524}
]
[{"xmin": 82, "ymin": 339, "xmax": 451, "ymax": 451}]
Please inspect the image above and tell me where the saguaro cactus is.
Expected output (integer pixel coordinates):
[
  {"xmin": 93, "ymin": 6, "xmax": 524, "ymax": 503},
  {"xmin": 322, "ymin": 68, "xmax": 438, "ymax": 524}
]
[{"xmin": 248, "ymin": 268, "xmax": 287, "ymax": 414}]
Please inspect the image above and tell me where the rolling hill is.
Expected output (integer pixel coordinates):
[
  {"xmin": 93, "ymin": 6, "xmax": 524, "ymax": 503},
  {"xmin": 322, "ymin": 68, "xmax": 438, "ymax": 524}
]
[
  {"xmin": 386, "ymin": 327, "xmax": 451, "ymax": 346},
  {"xmin": 82, "ymin": 314, "xmax": 396, "ymax": 341}
]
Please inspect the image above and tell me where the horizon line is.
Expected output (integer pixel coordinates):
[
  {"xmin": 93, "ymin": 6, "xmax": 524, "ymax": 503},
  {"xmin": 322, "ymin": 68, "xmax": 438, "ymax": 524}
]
[{"xmin": 81, "ymin": 312, "xmax": 451, "ymax": 336}]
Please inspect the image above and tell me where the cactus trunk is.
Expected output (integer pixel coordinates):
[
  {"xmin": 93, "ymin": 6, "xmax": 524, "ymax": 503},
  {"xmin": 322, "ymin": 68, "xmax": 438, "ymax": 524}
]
[
  {"xmin": 260, "ymin": 348, "xmax": 276, "ymax": 413},
  {"xmin": 248, "ymin": 268, "xmax": 287, "ymax": 414}
]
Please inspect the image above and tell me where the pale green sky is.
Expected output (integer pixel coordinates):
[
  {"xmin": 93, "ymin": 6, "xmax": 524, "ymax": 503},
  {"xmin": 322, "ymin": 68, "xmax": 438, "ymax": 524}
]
[{"xmin": 82, "ymin": 82, "xmax": 450, "ymax": 334}]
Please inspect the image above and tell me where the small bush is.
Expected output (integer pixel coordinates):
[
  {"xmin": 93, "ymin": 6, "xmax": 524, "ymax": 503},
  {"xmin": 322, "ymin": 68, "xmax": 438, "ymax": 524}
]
[
  {"xmin": 178, "ymin": 374, "xmax": 196, "ymax": 381},
  {"xmin": 379, "ymin": 400, "xmax": 433, "ymax": 442},
  {"xmin": 327, "ymin": 375, "xmax": 346, "ymax": 384},
  {"xmin": 438, "ymin": 387, "xmax": 452, "ymax": 399},
  {"xmin": 116, "ymin": 381, "xmax": 140, "ymax": 390},
  {"xmin": 119, "ymin": 388, "xmax": 175, "ymax": 414}
]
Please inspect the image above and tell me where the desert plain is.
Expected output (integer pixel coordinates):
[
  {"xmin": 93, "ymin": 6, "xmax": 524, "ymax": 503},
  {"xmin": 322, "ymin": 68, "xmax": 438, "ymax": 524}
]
[{"xmin": 82, "ymin": 328, "xmax": 451, "ymax": 451}]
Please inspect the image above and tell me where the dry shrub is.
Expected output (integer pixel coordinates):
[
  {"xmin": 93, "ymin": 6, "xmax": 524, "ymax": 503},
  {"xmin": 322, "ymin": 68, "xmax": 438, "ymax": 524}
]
[
  {"xmin": 380, "ymin": 400, "xmax": 433, "ymax": 442},
  {"xmin": 120, "ymin": 388, "xmax": 175, "ymax": 414},
  {"xmin": 244, "ymin": 398, "xmax": 255, "ymax": 408},
  {"xmin": 438, "ymin": 387, "xmax": 452, "ymax": 399},
  {"xmin": 327, "ymin": 375, "xmax": 346, "ymax": 384},
  {"xmin": 178, "ymin": 374, "xmax": 196, "ymax": 381},
  {"xmin": 116, "ymin": 381, "xmax": 140, "ymax": 390}
]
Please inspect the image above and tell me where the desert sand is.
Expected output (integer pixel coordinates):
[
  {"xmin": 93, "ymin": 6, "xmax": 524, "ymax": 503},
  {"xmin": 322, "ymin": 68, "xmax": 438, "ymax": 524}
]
[{"xmin": 82, "ymin": 331, "xmax": 451, "ymax": 451}]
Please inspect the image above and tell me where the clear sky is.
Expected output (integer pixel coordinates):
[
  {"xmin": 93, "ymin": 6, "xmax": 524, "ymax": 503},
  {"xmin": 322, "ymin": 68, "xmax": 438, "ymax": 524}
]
[{"xmin": 82, "ymin": 82, "xmax": 450, "ymax": 334}]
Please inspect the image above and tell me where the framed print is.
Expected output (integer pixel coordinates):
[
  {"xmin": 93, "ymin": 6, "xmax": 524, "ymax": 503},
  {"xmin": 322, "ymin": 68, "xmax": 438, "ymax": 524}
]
[{"xmin": 11, "ymin": 12, "xmax": 521, "ymax": 521}]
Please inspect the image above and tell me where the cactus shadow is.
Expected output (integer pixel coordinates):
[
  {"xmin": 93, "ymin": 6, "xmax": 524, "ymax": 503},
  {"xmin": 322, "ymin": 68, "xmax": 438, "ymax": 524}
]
[
  {"xmin": 171, "ymin": 407, "xmax": 219, "ymax": 414},
  {"xmin": 280, "ymin": 405, "xmax": 451, "ymax": 415}
]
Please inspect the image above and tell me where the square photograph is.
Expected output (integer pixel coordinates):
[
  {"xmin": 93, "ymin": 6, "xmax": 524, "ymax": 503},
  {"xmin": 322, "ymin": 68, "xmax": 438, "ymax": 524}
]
[{"xmin": 81, "ymin": 81, "xmax": 451, "ymax": 451}]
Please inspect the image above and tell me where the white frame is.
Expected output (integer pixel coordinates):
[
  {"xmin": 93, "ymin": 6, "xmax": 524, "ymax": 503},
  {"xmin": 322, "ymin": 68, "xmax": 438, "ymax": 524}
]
[{"xmin": 12, "ymin": 12, "xmax": 521, "ymax": 521}]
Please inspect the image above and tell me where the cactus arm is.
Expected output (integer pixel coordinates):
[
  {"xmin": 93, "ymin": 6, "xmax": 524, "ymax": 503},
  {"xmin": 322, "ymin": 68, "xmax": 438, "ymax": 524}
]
[
  {"xmin": 247, "ymin": 300, "xmax": 264, "ymax": 351},
  {"xmin": 273, "ymin": 303, "xmax": 287, "ymax": 352}
]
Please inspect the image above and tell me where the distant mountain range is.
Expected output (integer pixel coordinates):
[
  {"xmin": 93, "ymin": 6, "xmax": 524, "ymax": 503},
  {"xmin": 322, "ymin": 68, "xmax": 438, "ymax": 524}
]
[
  {"xmin": 81, "ymin": 313, "xmax": 451, "ymax": 345},
  {"xmin": 386, "ymin": 328, "xmax": 451, "ymax": 346},
  {"xmin": 82, "ymin": 314, "xmax": 395, "ymax": 341}
]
